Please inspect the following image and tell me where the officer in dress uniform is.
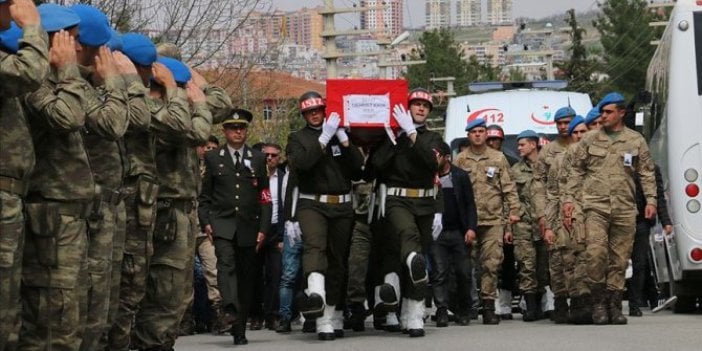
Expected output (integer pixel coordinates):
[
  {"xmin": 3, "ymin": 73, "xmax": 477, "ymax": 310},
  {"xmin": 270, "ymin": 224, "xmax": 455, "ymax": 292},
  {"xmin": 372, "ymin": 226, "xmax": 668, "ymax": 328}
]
[{"xmin": 198, "ymin": 109, "xmax": 272, "ymax": 345}]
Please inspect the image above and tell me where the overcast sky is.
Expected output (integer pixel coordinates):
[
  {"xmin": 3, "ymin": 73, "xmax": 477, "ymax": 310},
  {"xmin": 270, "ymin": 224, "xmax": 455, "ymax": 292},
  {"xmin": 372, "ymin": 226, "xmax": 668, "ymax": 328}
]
[{"xmin": 267, "ymin": 0, "xmax": 599, "ymax": 26}]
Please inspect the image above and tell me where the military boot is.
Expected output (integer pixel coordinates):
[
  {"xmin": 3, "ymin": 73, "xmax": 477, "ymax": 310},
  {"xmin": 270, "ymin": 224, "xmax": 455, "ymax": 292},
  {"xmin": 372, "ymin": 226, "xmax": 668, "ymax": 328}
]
[
  {"xmin": 568, "ymin": 296, "xmax": 581, "ymax": 324},
  {"xmin": 553, "ymin": 296, "xmax": 569, "ymax": 324},
  {"xmin": 348, "ymin": 302, "xmax": 366, "ymax": 331},
  {"xmin": 435, "ymin": 307, "xmax": 449, "ymax": 327},
  {"xmin": 522, "ymin": 294, "xmax": 538, "ymax": 322},
  {"xmin": 608, "ymin": 290, "xmax": 628, "ymax": 325},
  {"xmin": 578, "ymin": 294, "xmax": 593, "ymax": 324},
  {"xmin": 482, "ymin": 299, "xmax": 500, "ymax": 325},
  {"xmin": 591, "ymin": 285, "xmax": 609, "ymax": 325}
]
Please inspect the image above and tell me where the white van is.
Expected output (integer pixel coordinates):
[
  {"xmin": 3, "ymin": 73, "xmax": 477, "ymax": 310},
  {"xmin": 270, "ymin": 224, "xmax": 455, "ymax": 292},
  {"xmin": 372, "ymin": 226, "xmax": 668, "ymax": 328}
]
[{"xmin": 444, "ymin": 82, "xmax": 593, "ymax": 160}]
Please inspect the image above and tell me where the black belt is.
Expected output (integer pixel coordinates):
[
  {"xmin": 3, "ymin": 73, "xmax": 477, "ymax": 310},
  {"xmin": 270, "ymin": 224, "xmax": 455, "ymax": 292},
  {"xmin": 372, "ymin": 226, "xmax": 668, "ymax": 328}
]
[
  {"xmin": 0, "ymin": 176, "xmax": 27, "ymax": 196},
  {"xmin": 157, "ymin": 198, "xmax": 195, "ymax": 213}
]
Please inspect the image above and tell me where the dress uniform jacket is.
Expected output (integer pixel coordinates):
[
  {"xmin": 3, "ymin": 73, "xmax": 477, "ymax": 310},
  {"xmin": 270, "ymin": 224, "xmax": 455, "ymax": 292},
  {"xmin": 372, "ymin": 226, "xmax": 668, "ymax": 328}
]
[{"xmin": 199, "ymin": 145, "xmax": 272, "ymax": 247}]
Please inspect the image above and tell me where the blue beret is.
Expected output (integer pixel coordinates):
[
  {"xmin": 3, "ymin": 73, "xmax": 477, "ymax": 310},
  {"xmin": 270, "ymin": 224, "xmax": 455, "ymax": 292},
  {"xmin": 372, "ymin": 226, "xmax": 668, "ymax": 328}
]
[
  {"xmin": 585, "ymin": 106, "xmax": 600, "ymax": 125},
  {"xmin": 0, "ymin": 22, "xmax": 22, "ymax": 54},
  {"xmin": 70, "ymin": 4, "xmax": 111, "ymax": 47},
  {"xmin": 156, "ymin": 57, "xmax": 191, "ymax": 85},
  {"xmin": 554, "ymin": 106, "xmax": 577, "ymax": 121},
  {"xmin": 567, "ymin": 115, "xmax": 586, "ymax": 135},
  {"xmin": 121, "ymin": 33, "xmax": 157, "ymax": 66},
  {"xmin": 38, "ymin": 4, "xmax": 81, "ymax": 33},
  {"xmin": 465, "ymin": 118, "xmax": 486, "ymax": 132},
  {"xmin": 598, "ymin": 92, "xmax": 626, "ymax": 111},
  {"xmin": 517, "ymin": 129, "xmax": 539, "ymax": 141},
  {"xmin": 106, "ymin": 29, "xmax": 123, "ymax": 51}
]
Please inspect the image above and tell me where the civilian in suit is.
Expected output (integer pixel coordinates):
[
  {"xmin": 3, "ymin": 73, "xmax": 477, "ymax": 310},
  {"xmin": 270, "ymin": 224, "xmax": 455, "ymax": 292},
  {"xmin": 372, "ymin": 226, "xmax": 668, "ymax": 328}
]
[{"xmin": 198, "ymin": 109, "xmax": 272, "ymax": 345}]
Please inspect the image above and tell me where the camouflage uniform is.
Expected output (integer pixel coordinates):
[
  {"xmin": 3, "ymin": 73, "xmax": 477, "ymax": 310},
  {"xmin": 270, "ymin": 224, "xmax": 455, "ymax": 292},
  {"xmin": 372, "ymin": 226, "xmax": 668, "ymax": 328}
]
[
  {"xmin": 20, "ymin": 63, "xmax": 96, "ymax": 350},
  {"xmin": 532, "ymin": 139, "xmax": 574, "ymax": 302},
  {"xmin": 0, "ymin": 23, "xmax": 49, "ymax": 350},
  {"xmin": 454, "ymin": 147, "xmax": 520, "ymax": 302},
  {"xmin": 107, "ymin": 85, "xmax": 191, "ymax": 351},
  {"xmin": 75, "ymin": 66, "xmax": 129, "ymax": 351},
  {"xmin": 132, "ymin": 92, "xmax": 212, "ymax": 349},
  {"xmin": 509, "ymin": 159, "xmax": 543, "ymax": 295},
  {"xmin": 561, "ymin": 128, "xmax": 656, "ymax": 316}
]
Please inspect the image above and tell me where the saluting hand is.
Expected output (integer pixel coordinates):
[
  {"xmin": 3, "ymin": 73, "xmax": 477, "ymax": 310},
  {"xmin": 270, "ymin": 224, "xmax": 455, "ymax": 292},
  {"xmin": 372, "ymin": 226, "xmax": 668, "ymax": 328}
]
[
  {"xmin": 94, "ymin": 46, "xmax": 118, "ymax": 83},
  {"xmin": 186, "ymin": 81, "xmax": 206, "ymax": 103},
  {"xmin": 151, "ymin": 62, "xmax": 177, "ymax": 88},
  {"xmin": 113, "ymin": 51, "xmax": 138, "ymax": 75},
  {"xmin": 49, "ymin": 30, "xmax": 77, "ymax": 68},
  {"xmin": 9, "ymin": 0, "xmax": 40, "ymax": 28},
  {"xmin": 189, "ymin": 66, "xmax": 208, "ymax": 89}
]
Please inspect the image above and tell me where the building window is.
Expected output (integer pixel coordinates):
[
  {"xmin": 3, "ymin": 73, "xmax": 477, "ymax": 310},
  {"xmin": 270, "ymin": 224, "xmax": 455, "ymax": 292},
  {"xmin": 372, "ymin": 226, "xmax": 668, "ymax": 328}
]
[{"xmin": 264, "ymin": 104, "xmax": 273, "ymax": 121}]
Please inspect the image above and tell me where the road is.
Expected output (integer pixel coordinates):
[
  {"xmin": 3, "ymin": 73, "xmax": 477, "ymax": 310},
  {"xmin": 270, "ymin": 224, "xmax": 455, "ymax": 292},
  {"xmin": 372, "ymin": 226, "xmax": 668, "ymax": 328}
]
[{"xmin": 175, "ymin": 308, "xmax": 701, "ymax": 351}]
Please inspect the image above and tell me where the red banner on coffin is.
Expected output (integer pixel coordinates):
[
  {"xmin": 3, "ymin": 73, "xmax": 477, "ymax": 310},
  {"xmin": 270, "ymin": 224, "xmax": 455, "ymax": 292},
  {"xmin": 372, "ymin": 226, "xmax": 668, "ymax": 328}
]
[{"xmin": 326, "ymin": 79, "xmax": 408, "ymax": 129}]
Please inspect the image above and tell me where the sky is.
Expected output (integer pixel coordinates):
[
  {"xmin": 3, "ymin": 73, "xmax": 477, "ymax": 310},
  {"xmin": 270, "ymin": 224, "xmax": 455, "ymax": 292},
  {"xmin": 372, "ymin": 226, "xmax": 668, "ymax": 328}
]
[{"xmin": 267, "ymin": 0, "xmax": 599, "ymax": 27}]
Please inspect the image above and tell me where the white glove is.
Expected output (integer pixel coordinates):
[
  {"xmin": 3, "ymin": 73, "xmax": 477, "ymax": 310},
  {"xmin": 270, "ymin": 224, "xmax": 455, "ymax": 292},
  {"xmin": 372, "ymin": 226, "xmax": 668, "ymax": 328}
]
[
  {"xmin": 336, "ymin": 128, "xmax": 349, "ymax": 144},
  {"xmin": 392, "ymin": 104, "xmax": 416, "ymax": 136},
  {"xmin": 285, "ymin": 221, "xmax": 302, "ymax": 244},
  {"xmin": 431, "ymin": 213, "xmax": 443, "ymax": 240},
  {"xmin": 319, "ymin": 112, "xmax": 340, "ymax": 147}
]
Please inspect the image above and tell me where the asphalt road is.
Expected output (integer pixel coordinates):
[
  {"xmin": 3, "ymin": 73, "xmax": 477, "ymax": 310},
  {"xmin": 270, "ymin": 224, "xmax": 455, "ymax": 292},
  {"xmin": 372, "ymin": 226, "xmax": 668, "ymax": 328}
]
[{"xmin": 175, "ymin": 308, "xmax": 702, "ymax": 351}]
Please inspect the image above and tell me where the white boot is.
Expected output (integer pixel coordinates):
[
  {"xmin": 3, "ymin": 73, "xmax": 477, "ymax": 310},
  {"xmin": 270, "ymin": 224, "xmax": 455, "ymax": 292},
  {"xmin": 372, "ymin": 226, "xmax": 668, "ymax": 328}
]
[
  {"xmin": 542, "ymin": 286, "xmax": 555, "ymax": 314},
  {"xmin": 316, "ymin": 304, "xmax": 335, "ymax": 340},
  {"xmin": 379, "ymin": 272, "xmax": 401, "ymax": 312},
  {"xmin": 497, "ymin": 289, "xmax": 513, "ymax": 318},
  {"xmin": 383, "ymin": 312, "xmax": 401, "ymax": 332},
  {"xmin": 400, "ymin": 297, "xmax": 409, "ymax": 331},
  {"xmin": 406, "ymin": 298, "xmax": 425, "ymax": 337},
  {"xmin": 304, "ymin": 272, "xmax": 326, "ymax": 318},
  {"xmin": 331, "ymin": 309, "xmax": 344, "ymax": 337},
  {"xmin": 406, "ymin": 252, "xmax": 428, "ymax": 285}
]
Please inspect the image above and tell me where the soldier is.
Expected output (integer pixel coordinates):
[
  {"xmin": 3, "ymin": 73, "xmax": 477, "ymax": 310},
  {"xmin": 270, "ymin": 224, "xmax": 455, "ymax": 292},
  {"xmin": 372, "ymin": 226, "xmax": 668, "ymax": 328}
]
[
  {"xmin": 485, "ymin": 124, "xmax": 518, "ymax": 320},
  {"xmin": 131, "ymin": 57, "xmax": 212, "ymax": 349},
  {"xmin": 371, "ymin": 88, "xmax": 445, "ymax": 336},
  {"xmin": 454, "ymin": 118, "xmax": 520, "ymax": 325},
  {"xmin": 510, "ymin": 130, "xmax": 544, "ymax": 322},
  {"xmin": 430, "ymin": 142, "xmax": 477, "ymax": 327},
  {"xmin": 287, "ymin": 91, "xmax": 364, "ymax": 340},
  {"xmin": 0, "ymin": 1, "xmax": 48, "ymax": 349},
  {"xmin": 62, "ymin": 6, "xmax": 131, "ymax": 350},
  {"xmin": 106, "ymin": 33, "xmax": 191, "ymax": 351},
  {"xmin": 531, "ymin": 106, "xmax": 577, "ymax": 324},
  {"xmin": 561, "ymin": 92, "xmax": 657, "ymax": 325},
  {"xmin": 198, "ymin": 109, "xmax": 271, "ymax": 345},
  {"xmin": 585, "ymin": 106, "xmax": 603, "ymax": 130},
  {"xmin": 19, "ymin": 4, "xmax": 94, "ymax": 349}
]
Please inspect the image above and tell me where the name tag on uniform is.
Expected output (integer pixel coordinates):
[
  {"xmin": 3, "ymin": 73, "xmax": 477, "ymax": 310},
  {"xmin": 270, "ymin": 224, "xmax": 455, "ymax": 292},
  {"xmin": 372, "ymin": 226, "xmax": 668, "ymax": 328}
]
[
  {"xmin": 623, "ymin": 153, "xmax": 633, "ymax": 167},
  {"xmin": 486, "ymin": 166, "xmax": 496, "ymax": 178},
  {"xmin": 331, "ymin": 145, "xmax": 342, "ymax": 157}
]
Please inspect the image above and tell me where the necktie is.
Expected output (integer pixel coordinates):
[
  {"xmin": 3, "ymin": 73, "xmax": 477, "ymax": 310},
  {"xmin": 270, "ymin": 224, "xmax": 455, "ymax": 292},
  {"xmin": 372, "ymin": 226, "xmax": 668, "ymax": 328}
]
[{"xmin": 234, "ymin": 151, "xmax": 241, "ymax": 169}]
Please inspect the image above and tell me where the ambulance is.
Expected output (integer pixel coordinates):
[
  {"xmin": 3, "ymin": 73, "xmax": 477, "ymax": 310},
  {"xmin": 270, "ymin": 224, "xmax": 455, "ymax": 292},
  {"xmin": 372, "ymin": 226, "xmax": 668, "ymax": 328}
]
[{"xmin": 444, "ymin": 81, "xmax": 593, "ymax": 159}]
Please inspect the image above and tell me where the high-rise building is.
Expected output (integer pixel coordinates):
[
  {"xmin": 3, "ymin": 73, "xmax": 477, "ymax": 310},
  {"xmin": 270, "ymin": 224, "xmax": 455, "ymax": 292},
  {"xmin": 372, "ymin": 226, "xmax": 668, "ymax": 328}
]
[
  {"xmin": 285, "ymin": 7, "xmax": 324, "ymax": 51},
  {"xmin": 486, "ymin": 0, "xmax": 513, "ymax": 25},
  {"xmin": 456, "ymin": 0, "xmax": 481, "ymax": 27},
  {"xmin": 425, "ymin": 0, "xmax": 450, "ymax": 29},
  {"xmin": 360, "ymin": 0, "xmax": 404, "ymax": 38}
]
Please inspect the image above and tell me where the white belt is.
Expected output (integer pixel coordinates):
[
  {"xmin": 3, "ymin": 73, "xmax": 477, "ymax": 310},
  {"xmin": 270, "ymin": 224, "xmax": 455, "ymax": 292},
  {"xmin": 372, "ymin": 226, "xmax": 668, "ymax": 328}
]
[
  {"xmin": 299, "ymin": 193, "xmax": 352, "ymax": 204},
  {"xmin": 387, "ymin": 187, "xmax": 435, "ymax": 198}
]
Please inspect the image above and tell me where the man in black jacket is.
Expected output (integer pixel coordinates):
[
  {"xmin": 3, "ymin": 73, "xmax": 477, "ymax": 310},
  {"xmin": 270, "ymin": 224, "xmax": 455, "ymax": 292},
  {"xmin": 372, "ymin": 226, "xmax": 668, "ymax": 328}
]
[
  {"xmin": 629, "ymin": 164, "xmax": 672, "ymax": 316},
  {"xmin": 430, "ymin": 142, "xmax": 478, "ymax": 327},
  {"xmin": 198, "ymin": 109, "xmax": 272, "ymax": 345}
]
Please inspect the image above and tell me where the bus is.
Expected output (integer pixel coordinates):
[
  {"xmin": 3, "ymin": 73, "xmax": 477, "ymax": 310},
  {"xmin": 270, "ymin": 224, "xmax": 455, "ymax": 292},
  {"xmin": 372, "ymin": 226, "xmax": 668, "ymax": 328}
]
[
  {"xmin": 644, "ymin": 0, "xmax": 702, "ymax": 312},
  {"xmin": 444, "ymin": 81, "xmax": 592, "ymax": 159}
]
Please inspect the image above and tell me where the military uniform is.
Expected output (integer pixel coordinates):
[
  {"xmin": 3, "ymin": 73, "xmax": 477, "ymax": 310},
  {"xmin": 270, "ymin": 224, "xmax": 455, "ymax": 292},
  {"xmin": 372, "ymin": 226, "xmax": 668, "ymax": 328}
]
[
  {"xmin": 287, "ymin": 118, "xmax": 364, "ymax": 338},
  {"xmin": 19, "ymin": 57, "xmax": 96, "ymax": 351},
  {"xmin": 562, "ymin": 126, "xmax": 656, "ymax": 324},
  {"xmin": 198, "ymin": 132, "xmax": 272, "ymax": 342},
  {"xmin": 453, "ymin": 146, "xmax": 520, "ymax": 317},
  {"xmin": 0, "ymin": 22, "xmax": 49, "ymax": 350},
  {"xmin": 75, "ymin": 52, "xmax": 131, "ymax": 349}
]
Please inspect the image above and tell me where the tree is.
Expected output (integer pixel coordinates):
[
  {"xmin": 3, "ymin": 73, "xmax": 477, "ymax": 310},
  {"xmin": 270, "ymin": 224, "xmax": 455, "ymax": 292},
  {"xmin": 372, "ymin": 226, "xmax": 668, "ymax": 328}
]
[
  {"xmin": 404, "ymin": 29, "xmax": 475, "ymax": 97},
  {"xmin": 557, "ymin": 9, "xmax": 601, "ymax": 97},
  {"xmin": 593, "ymin": 0, "xmax": 661, "ymax": 98}
]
